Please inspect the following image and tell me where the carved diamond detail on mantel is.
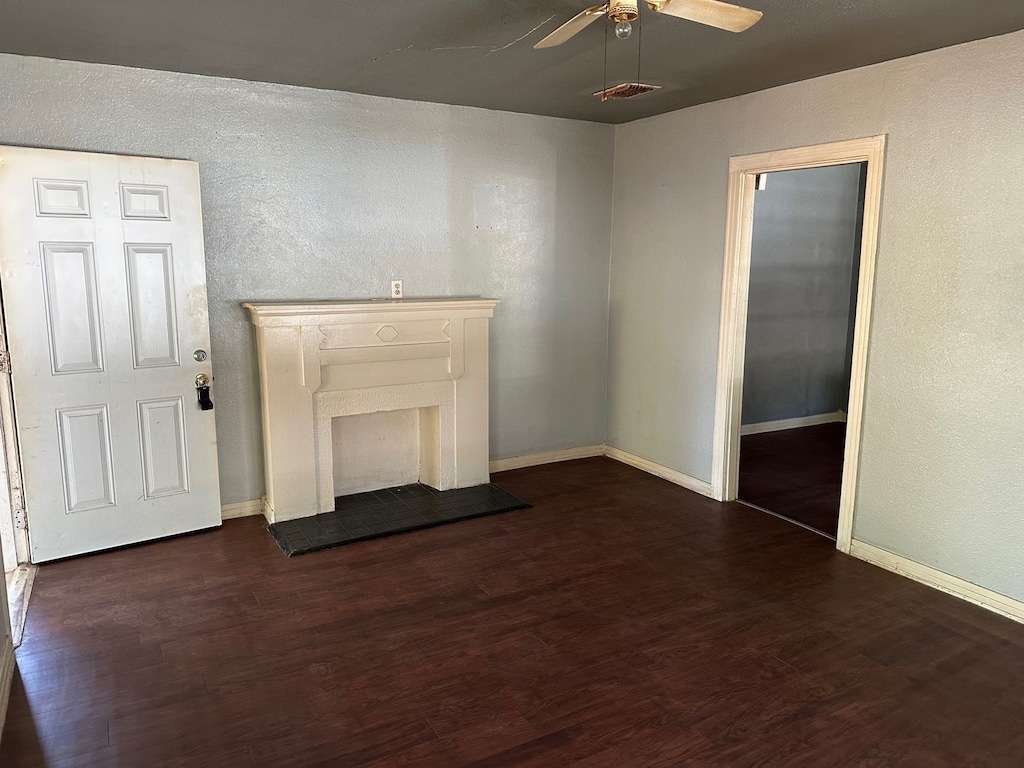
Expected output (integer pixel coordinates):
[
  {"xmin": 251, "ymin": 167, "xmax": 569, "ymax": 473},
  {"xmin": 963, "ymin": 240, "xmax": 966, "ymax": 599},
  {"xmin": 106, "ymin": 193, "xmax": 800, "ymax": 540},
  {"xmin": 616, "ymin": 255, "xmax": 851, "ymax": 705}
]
[{"xmin": 376, "ymin": 325, "xmax": 399, "ymax": 343}]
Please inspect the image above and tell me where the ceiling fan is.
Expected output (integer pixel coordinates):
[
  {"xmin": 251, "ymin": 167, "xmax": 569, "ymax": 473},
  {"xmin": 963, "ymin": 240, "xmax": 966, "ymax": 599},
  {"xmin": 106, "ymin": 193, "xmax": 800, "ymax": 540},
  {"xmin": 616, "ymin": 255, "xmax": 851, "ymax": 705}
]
[{"xmin": 534, "ymin": 0, "xmax": 763, "ymax": 49}]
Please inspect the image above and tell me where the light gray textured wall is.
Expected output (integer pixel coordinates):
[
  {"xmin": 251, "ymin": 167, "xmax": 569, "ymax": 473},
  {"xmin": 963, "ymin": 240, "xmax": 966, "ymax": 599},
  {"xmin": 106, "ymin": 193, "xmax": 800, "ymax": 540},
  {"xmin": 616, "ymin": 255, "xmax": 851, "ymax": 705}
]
[
  {"xmin": 609, "ymin": 31, "xmax": 1024, "ymax": 601},
  {"xmin": 0, "ymin": 54, "xmax": 615, "ymax": 506},
  {"xmin": 742, "ymin": 164, "xmax": 864, "ymax": 425}
]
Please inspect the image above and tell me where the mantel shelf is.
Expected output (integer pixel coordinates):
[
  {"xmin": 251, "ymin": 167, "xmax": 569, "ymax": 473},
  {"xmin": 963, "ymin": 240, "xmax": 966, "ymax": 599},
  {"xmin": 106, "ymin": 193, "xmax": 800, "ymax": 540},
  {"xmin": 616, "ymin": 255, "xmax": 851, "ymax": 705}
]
[{"xmin": 244, "ymin": 298, "xmax": 499, "ymax": 326}]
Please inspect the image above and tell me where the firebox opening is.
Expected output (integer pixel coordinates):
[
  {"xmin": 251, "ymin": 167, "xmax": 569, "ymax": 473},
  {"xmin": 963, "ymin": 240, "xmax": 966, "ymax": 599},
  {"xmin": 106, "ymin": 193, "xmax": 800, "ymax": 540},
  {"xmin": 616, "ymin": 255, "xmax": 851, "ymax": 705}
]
[{"xmin": 331, "ymin": 406, "xmax": 442, "ymax": 499}]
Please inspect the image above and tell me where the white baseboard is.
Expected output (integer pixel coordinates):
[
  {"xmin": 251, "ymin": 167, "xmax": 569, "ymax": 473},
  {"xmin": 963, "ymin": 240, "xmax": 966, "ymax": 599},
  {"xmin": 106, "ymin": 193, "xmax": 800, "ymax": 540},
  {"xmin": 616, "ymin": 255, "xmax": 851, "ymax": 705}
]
[
  {"xmin": 487, "ymin": 444, "xmax": 715, "ymax": 500},
  {"xmin": 603, "ymin": 446, "xmax": 715, "ymax": 499},
  {"xmin": 850, "ymin": 540, "xmax": 1024, "ymax": 626},
  {"xmin": 489, "ymin": 445, "xmax": 605, "ymax": 473},
  {"xmin": 741, "ymin": 411, "xmax": 846, "ymax": 436},
  {"xmin": 0, "ymin": 634, "xmax": 14, "ymax": 744},
  {"xmin": 221, "ymin": 499, "xmax": 265, "ymax": 521},
  {"xmin": 243, "ymin": 444, "xmax": 711, "ymax": 516}
]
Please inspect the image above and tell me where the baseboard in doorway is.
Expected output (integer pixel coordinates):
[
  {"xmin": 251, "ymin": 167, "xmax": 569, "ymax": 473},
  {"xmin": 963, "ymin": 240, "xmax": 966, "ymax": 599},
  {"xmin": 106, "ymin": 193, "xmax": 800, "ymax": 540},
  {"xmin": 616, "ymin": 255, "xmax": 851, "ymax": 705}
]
[
  {"xmin": 741, "ymin": 411, "xmax": 846, "ymax": 436},
  {"xmin": 489, "ymin": 445, "xmax": 605, "ymax": 473},
  {"xmin": 0, "ymin": 633, "xmax": 13, "ymax": 742},
  {"xmin": 850, "ymin": 540, "xmax": 1024, "ymax": 626},
  {"xmin": 221, "ymin": 499, "xmax": 265, "ymax": 521},
  {"xmin": 603, "ymin": 446, "xmax": 715, "ymax": 499}
]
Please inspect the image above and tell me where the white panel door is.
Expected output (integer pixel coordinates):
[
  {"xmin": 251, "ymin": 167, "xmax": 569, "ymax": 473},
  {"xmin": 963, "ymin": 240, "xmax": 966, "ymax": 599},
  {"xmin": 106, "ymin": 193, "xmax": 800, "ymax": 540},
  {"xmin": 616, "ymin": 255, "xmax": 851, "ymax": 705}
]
[{"xmin": 0, "ymin": 147, "xmax": 221, "ymax": 562}]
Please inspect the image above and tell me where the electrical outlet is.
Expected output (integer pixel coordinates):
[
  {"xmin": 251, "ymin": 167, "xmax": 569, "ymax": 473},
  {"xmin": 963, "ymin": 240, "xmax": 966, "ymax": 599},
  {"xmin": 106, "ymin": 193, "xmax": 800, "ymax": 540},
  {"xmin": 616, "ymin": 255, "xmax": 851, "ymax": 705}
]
[{"xmin": 391, "ymin": 280, "xmax": 403, "ymax": 299}]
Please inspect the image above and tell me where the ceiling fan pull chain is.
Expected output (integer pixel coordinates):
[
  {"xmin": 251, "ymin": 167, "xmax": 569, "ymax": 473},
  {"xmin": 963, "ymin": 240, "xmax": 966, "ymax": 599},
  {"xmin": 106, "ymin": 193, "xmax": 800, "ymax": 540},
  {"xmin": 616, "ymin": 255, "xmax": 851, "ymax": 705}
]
[
  {"xmin": 603, "ymin": 16, "xmax": 609, "ymax": 101},
  {"xmin": 636, "ymin": 6, "xmax": 643, "ymax": 85}
]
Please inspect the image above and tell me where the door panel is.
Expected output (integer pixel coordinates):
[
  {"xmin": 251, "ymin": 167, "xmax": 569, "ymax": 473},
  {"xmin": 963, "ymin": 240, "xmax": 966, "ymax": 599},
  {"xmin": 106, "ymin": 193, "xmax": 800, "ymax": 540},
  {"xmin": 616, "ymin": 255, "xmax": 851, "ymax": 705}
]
[
  {"xmin": 0, "ymin": 146, "xmax": 221, "ymax": 562},
  {"xmin": 138, "ymin": 397, "xmax": 189, "ymax": 499},
  {"xmin": 125, "ymin": 244, "xmax": 180, "ymax": 368},
  {"xmin": 40, "ymin": 242, "xmax": 104, "ymax": 374},
  {"xmin": 34, "ymin": 178, "xmax": 90, "ymax": 218},
  {"xmin": 56, "ymin": 404, "xmax": 116, "ymax": 512},
  {"xmin": 120, "ymin": 184, "xmax": 170, "ymax": 220}
]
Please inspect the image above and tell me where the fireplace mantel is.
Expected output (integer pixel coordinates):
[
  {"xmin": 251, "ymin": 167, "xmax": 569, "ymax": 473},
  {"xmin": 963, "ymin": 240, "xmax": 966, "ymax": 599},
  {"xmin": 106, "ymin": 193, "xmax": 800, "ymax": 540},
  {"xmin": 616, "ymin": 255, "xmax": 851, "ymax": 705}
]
[
  {"xmin": 244, "ymin": 297, "xmax": 501, "ymax": 323},
  {"xmin": 245, "ymin": 297, "xmax": 499, "ymax": 522}
]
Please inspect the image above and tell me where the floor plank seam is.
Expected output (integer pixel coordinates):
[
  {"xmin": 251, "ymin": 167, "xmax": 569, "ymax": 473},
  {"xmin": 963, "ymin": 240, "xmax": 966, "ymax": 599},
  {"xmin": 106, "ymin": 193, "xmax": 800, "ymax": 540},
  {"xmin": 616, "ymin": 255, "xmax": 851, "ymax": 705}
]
[{"xmin": 736, "ymin": 500, "xmax": 837, "ymax": 541}]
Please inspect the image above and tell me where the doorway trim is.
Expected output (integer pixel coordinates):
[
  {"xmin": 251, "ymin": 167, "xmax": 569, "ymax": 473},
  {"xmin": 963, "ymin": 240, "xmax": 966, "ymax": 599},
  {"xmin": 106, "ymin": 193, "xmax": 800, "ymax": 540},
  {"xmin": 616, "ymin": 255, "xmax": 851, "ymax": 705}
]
[
  {"xmin": 0, "ymin": 290, "xmax": 29, "ymax": 567},
  {"xmin": 710, "ymin": 135, "xmax": 887, "ymax": 553}
]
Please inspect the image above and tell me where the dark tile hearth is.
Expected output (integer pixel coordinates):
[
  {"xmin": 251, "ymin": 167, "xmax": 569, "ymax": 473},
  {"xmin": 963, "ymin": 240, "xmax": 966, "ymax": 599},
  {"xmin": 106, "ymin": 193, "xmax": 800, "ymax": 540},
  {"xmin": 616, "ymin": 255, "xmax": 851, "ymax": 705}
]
[{"xmin": 268, "ymin": 482, "xmax": 531, "ymax": 556}]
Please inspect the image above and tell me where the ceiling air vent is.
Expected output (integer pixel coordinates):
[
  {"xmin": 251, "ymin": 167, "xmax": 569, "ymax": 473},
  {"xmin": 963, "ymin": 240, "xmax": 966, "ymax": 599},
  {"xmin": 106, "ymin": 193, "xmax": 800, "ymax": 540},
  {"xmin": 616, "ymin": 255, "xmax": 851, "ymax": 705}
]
[{"xmin": 593, "ymin": 82, "xmax": 662, "ymax": 101}]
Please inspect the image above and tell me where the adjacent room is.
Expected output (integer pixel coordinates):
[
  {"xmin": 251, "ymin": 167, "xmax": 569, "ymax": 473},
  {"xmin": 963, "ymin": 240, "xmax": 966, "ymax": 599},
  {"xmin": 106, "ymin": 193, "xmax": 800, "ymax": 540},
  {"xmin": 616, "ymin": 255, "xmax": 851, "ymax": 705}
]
[
  {"xmin": 737, "ymin": 163, "xmax": 866, "ymax": 539},
  {"xmin": 0, "ymin": 1, "xmax": 1022, "ymax": 764}
]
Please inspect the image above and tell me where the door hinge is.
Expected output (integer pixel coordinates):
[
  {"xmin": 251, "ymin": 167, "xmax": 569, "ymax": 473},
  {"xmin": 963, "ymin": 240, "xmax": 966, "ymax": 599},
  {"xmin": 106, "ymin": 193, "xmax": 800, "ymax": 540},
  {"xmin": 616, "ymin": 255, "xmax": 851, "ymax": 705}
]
[
  {"xmin": 0, "ymin": 351, "xmax": 10, "ymax": 375},
  {"xmin": 11, "ymin": 485, "xmax": 27, "ymax": 530}
]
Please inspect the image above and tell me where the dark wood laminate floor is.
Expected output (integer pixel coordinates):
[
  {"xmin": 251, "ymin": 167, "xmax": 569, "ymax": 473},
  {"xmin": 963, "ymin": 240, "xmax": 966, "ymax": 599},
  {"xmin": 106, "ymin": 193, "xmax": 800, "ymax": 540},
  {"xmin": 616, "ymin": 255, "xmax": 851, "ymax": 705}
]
[
  {"xmin": 739, "ymin": 423, "xmax": 847, "ymax": 537},
  {"xmin": 4, "ymin": 457, "xmax": 1024, "ymax": 766}
]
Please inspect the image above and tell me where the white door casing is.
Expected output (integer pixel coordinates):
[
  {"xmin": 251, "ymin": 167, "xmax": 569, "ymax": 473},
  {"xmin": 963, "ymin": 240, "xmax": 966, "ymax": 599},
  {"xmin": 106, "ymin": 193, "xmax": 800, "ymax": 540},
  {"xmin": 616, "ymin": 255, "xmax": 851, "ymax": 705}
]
[
  {"xmin": 0, "ymin": 147, "xmax": 221, "ymax": 562},
  {"xmin": 711, "ymin": 135, "xmax": 887, "ymax": 553}
]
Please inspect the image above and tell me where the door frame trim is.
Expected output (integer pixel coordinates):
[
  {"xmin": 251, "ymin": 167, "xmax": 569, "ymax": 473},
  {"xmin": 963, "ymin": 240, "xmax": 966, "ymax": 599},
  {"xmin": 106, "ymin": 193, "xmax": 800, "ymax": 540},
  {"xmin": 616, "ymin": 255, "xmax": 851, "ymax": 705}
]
[
  {"xmin": 0, "ymin": 290, "xmax": 29, "ymax": 566},
  {"xmin": 710, "ymin": 135, "xmax": 887, "ymax": 553}
]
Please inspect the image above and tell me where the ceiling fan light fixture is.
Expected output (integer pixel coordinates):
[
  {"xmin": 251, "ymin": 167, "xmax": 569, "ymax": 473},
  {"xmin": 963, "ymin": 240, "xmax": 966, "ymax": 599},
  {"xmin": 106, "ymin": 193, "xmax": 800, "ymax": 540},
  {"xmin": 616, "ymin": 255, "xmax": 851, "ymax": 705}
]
[
  {"xmin": 533, "ymin": 0, "xmax": 763, "ymax": 50},
  {"xmin": 609, "ymin": 0, "xmax": 640, "ymax": 23},
  {"xmin": 614, "ymin": 19, "xmax": 633, "ymax": 39}
]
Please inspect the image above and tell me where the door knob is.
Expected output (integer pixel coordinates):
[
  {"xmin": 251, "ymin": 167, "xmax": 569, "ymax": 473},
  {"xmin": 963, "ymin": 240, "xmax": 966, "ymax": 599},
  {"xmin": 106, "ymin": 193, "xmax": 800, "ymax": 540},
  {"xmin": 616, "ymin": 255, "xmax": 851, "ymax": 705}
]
[{"xmin": 195, "ymin": 373, "xmax": 214, "ymax": 411}]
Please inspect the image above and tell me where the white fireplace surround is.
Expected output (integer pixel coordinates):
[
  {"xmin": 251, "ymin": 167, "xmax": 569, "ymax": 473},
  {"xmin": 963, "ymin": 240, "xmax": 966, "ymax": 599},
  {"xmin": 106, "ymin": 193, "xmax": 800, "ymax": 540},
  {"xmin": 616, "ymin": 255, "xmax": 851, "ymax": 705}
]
[{"xmin": 245, "ymin": 298, "xmax": 499, "ymax": 523}]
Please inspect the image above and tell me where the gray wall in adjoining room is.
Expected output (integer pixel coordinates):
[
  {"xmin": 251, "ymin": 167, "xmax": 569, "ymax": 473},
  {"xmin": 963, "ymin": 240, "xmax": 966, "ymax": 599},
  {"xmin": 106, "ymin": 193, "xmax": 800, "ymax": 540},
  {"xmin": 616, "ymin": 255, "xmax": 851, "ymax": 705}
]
[
  {"xmin": 0, "ymin": 53, "xmax": 615, "ymax": 506},
  {"xmin": 741, "ymin": 164, "xmax": 865, "ymax": 426}
]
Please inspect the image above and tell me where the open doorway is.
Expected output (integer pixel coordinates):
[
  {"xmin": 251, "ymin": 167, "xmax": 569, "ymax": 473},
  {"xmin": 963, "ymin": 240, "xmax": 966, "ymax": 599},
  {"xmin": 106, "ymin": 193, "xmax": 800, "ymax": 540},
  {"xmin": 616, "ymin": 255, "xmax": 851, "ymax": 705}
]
[
  {"xmin": 711, "ymin": 136, "xmax": 886, "ymax": 553},
  {"xmin": 736, "ymin": 163, "xmax": 867, "ymax": 539}
]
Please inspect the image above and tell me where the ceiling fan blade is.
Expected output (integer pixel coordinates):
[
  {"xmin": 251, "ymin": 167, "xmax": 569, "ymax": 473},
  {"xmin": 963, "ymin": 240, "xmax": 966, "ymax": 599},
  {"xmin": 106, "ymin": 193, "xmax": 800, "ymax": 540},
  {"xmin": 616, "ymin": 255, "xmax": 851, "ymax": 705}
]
[
  {"xmin": 648, "ymin": 0, "xmax": 762, "ymax": 33},
  {"xmin": 534, "ymin": 5, "xmax": 609, "ymax": 49}
]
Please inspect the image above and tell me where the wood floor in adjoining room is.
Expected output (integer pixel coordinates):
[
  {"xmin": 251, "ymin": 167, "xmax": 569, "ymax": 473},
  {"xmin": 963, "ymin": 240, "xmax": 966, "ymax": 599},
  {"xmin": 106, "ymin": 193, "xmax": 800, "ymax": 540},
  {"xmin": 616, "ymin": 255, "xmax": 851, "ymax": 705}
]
[
  {"xmin": 3, "ymin": 458, "xmax": 1024, "ymax": 766},
  {"xmin": 739, "ymin": 422, "xmax": 847, "ymax": 537}
]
